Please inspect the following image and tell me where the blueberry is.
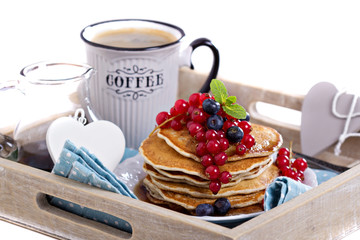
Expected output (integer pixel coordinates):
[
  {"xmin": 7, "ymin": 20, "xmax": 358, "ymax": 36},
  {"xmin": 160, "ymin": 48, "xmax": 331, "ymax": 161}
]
[
  {"xmin": 206, "ymin": 115, "xmax": 223, "ymax": 131},
  {"xmin": 202, "ymin": 98, "xmax": 220, "ymax": 115},
  {"xmin": 240, "ymin": 112, "xmax": 250, "ymax": 122},
  {"xmin": 195, "ymin": 203, "xmax": 214, "ymax": 216},
  {"xmin": 226, "ymin": 126, "xmax": 244, "ymax": 143},
  {"xmin": 214, "ymin": 198, "xmax": 231, "ymax": 215}
]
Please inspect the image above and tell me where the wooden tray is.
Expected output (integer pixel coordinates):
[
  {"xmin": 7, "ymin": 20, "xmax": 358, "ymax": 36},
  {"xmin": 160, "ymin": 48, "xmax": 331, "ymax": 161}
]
[
  {"xmin": 0, "ymin": 68, "xmax": 359, "ymax": 239},
  {"xmin": 179, "ymin": 67, "xmax": 360, "ymax": 168}
]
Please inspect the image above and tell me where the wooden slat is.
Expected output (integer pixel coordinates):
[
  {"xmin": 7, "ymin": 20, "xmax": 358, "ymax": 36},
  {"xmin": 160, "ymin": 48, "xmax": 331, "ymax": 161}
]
[
  {"xmin": 0, "ymin": 159, "xmax": 232, "ymax": 240},
  {"xmin": 1, "ymin": 155, "xmax": 359, "ymax": 239},
  {"xmin": 178, "ymin": 67, "xmax": 360, "ymax": 167},
  {"xmin": 0, "ymin": 68, "xmax": 358, "ymax": 239}
]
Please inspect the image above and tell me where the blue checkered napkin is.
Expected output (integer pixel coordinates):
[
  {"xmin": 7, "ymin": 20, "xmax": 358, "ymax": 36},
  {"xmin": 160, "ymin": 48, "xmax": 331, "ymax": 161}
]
[
  {"xmin": 263, "ymin": 176, "xmax": 312, "ymax": 211},
  {"xmin": 49, "ymin": 140, "xmax": 136, "ymax": 233}
]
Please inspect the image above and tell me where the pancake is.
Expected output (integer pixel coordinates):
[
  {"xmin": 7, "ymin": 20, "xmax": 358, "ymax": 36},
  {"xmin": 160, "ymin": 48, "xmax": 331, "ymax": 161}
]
[
  {"xmin": 157, "ymin": 123, "xmax": 283, "ymax": 162},
  {"xmin": 145, "ymin": 191, "xmax": 264, "ymax": 217},
  {"xmin": 143, "ymin": 175, "xmax": 265, "ymax": 210},
  {"xmin": 140, "ymin": 121, "xmax": 283, "ymax": 216},
  {"xmin": 139, "ymin": 133, "xmax": 273, "ymax": 179},
  {"xmin": 149, "ymin": 164, "xmax": 279, "ymax": 198},
  {"xmin": 143, "ymin": 157, "xmax": 274, "ymax": 188}
]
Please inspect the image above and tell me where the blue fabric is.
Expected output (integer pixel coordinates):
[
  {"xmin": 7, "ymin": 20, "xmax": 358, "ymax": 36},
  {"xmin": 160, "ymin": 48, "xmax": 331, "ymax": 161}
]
[
  {"xmin": 50, "ymin": 142, "xmax": 340, "ymax": 227},
  {"xmin": 263, "ymin": 176, "xmax": 312, "ymax": 211},
  {"xmin": 119, "ymin": 148, "xmax": 138, "ymax": 163},
  {"xmin": 50, "ymin": 140, "xmax": 136, "ymax": 233},
  {"xmin": 314, "ymin": 169, "xmax": 338, "ymax": 183},
  {"xmin": 263, "ymin": 169, "xmax": 338, "ymax": 211}
]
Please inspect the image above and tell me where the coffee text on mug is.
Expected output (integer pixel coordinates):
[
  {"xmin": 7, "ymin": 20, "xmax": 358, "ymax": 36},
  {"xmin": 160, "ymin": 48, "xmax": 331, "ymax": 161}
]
[{"xmin": 106, "ymin": 64, "xmax": 164, "ymax": 100}]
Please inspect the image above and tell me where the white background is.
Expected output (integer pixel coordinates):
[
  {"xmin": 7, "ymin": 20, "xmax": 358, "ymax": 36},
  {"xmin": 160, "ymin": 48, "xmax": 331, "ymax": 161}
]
[
  {"xmin": 1, "ymin": 0, "xmax": 360, "ymax": 239},
  {"xmin": 1, "ymin": 0, "xmax": 360, "ymax": 94}
]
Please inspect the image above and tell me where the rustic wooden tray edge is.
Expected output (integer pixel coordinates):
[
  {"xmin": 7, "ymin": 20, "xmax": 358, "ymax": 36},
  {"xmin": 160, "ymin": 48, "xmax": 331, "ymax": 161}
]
[
  {"xmin": 178, "ymin": 67, "xmax": 360, "ymax": 168},
  {"xmin": 0, "ymin": 68, "xmax": 359, "ymax": 239},
  {"xmin": 1, "ymin": 155, "xmax": 359, "ymax": 240},
  {"xmin": 0, "ymin": 158, "xmax": 233, "ymax": 240}
]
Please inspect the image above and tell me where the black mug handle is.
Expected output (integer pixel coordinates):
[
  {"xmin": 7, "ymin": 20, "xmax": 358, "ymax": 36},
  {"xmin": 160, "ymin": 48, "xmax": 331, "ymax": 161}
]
[{"xmin": 189, "ymin": 38, "xmax": 220, "ymax": 93}]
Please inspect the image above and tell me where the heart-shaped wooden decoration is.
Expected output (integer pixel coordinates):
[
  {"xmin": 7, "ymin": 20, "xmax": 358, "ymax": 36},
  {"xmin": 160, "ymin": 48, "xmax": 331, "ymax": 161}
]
[
  {"xmin": 46, "ymin": 117, "xmax": 126, "ymax": 172},
  {"xmin": 301, "ymin": 82, "xmax": 360, "ymax": 156}
]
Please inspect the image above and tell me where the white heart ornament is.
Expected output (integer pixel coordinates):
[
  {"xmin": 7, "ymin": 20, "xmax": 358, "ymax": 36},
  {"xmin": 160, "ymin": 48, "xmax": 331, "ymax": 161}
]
[
  {"xmin": 301, "ymin": 82, "xmax": 360, "ymax": 156},
  {"xmin": 46, "ymin": 117, "xmax": 126, "ymax": 172}
]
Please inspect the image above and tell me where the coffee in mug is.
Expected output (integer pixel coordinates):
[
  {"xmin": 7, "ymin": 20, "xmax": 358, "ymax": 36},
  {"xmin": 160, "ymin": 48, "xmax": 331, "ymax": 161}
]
[
  {"xmin": 91, "ymin": 28, "xmax": 178, "ymax": 48},
  {"xmin": 80, "ymin": 19, "xmax": 219, "ymax": 149}
]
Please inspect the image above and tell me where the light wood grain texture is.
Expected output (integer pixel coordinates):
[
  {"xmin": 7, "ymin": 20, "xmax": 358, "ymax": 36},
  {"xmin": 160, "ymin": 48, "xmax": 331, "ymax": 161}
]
[
  {"xmin": 1, "ymin": 156, "xmax": 359, "ymax": 240},
  {"xmin": 178, "ymin": 68, "xmax": 360, "ymax": 167},
  {"xmin": 0, "ymin": 69, "xmax": 358, "ymax": 239}
]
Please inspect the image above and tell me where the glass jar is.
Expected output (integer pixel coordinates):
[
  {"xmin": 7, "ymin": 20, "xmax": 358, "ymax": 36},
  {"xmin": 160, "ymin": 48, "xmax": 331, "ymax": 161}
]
[
  {"xmin": 13, "ymin": 62, "xmax": 94, "ymax": 171},
  {"xmin": 0, "ymin": 133, "xmax": 18, "ymax": 161}
]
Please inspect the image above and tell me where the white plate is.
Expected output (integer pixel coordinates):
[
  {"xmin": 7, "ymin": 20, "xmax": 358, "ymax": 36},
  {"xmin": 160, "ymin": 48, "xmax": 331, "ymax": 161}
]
[
  {"xmin": 195, "ymin": 211, "xmax": 263, "ymax": 226},
  {"xmin": 113, "ymin": 150, "xmax": 336, "ymax": 227},
  {"xmin": 113, "ymin": 150, "xmax": 264, "ymax": 226}
]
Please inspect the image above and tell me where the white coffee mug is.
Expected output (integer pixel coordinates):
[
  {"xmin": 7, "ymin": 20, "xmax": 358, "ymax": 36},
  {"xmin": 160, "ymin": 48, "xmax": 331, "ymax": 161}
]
[{"xmin": 80, "ymin": 19, "xmax": 219, "ymax": 149}]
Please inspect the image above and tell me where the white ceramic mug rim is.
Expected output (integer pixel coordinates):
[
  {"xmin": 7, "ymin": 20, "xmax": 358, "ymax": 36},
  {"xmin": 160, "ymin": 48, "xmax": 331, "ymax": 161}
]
[{"xmin": 80, "ymin": 19, "xmax": 186, "ymax": 52}]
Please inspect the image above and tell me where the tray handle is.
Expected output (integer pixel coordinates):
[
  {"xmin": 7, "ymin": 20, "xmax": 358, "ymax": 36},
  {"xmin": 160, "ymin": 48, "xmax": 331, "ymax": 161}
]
[{"xmin": 0, "ymin": 159, "xmax": 228, "ymax": 240}]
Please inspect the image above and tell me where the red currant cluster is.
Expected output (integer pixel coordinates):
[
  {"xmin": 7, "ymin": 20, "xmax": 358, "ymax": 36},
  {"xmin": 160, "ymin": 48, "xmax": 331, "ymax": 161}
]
[
  {"xmin": 275, "ymin": 147, "xmax": 308, "ymax": 182},
  {"xmin": 155, "ymin": 92, "xmax": 255, "ymax": 194}
]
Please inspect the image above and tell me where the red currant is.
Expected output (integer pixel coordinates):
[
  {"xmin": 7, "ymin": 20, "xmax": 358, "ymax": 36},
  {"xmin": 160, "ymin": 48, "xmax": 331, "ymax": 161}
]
[
  {"xmin": 217, "ymin": 130, "xmax": 225, "ymax": 139},
  {"xmin": 278, "ymin": 147, "xmax": 290, "ymax": 157},
  {"xmin": 292, "ymin": 158, "xmax": 308, "ymax": 172},
  {"xmin": 188, "ymin": 93, "xmax": 201, "ymax": 106},
  {"xmin": 214, "ymin": 152, "xmax": 228, "ymax": 166},
  {"xmin": 170, "ymin": 106, "xmax": 178, "ymax": 117},
  {"xmin": 196, "ymin": 142, "xmax": 208, "ymax": 156},
  {"xmin": 199, "ymin": 93, "xmax": 211, "ymax": 105},
  {"xmin": 191, "ymin": 108, "xmax": 207, "ymax": 123},
  {"xmin": 156, "ymin": 111, "xmax": 171, "ymax": 128},
  {"xmin": 276, "ymin": 155, "xmax": 290, "ymax": 169},
  {"xmin": 238, "ymin": 121, "xmax": 252, "ymax": 135},
  {"xmin": 195, "ymin": 130, "xmax": 206, "ymax": 142},
  {"xmin": 201, "ymin": 154, "xmax": 214, "ymax": 167},
  {"xmin": 235, "ymin": 143, "xmax": 247, "ymax": 155},
  {"xmin": 209, "ymin": 180, "xmax": 221, "ymax": 194},
  {"xmin": 219, "ymin": 138, "xmax": 229, "ymax": 151},
  {"xmin": 222, "ymin": 120, "xmax": 236, "ymax": 132},
  {"xmin": 187, "ymin": 105, "xmax": 196, "ymax": 115},
  {"xmin": 280, "ymin": 166, "xmax": 290, "ymax": 175},
  {"xmin": 186, "ymin": 120, "xmax": 194, "ymax": 129},
  {"xmin": 224, "ymin": 113, "xmax": 236, "ymax": 121},
  {"xmin": 242, "ymin": 134, "xmax": 255, "ymax": 149},
  {"xmin": 177, "ymin": 114, "xmax": 189, "ymax": 125},
  {"xmin": 206, "ymin": 139, "xmax": 221, "ymax": 154},
  {"xmin": 297, "ymin": 170, "xmax": 304, "ymax": 181},
  {"xmin": 205, "ymin": 165, "xmax": 220, "ymax": 180},
  {"xmin": 219, "ymin": 171, "xmax": 232, "ymax": 184},
  {"xmin": 170, "ymin": 119, "xmax": 182, "ymax": 131},
  {"xmin": 217, "ymin": 107, "xmax": 226, "ymax": 117},
  {"xmin": 282, "ymin": 167, "xmax": 299, "ymax": 181},
  {"xmin": 205, "ymin": 130, "xmax": 218, "ymax": 140},
  {"xmin": 188, "ymin": 122, "xmax": 204, "ymax": 137},
  {"xmin": 232, "ymin": 119, "xmax": 240, "ymax": 127},
  {"xmin": 174, "ymin": 99, "xmax": 189, "ymax": 114}
]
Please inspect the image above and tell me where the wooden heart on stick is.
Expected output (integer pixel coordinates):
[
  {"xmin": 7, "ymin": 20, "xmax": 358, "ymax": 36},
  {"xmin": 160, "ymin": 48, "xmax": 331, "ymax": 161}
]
[{"xmin": 300, "ymin": 82, "xmax": 360, "ymax": 157}]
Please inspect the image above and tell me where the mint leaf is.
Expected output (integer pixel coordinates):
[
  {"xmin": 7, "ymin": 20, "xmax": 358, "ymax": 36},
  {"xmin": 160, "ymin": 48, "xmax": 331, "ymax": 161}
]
[
  {"xmin": 226, "ymin": 96, "xmax": 237, "ymax": 105},
  {"xmin": 210, "ymin": 79, "xmax": 228, "ymax": 104},
  {"xmin": 210, "ymin": 79, "xmax": 247, "ymax": 119},
  {"xmin": 223, "ymin": 104, "xmax": 247, "ymax": 119}
]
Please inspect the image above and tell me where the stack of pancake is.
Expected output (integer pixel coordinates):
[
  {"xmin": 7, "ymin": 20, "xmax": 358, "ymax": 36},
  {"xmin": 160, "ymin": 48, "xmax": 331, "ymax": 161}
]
[{"xmin": 139, "ymin": 123, "xmax": 283, "ymax": 216}]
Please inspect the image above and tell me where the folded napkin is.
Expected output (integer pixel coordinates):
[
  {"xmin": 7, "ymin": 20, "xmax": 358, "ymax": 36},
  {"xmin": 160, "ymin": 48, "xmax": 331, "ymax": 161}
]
[
  {"xmin": 313, "ymin": 169, "xmax": 338, "ymax": 183},
  {"xmin": 263, "ymin": 176, "xmax": 312, "ymax": 211},
  {"xmin": 49, "ymin": 140, "xmax": 136, "ymax": 233}
]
